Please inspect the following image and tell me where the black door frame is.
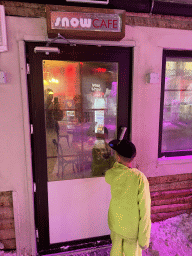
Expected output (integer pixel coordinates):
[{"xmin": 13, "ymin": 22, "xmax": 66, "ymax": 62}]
[{"xmin": 26, "ymin": 42, "xmax": 133, "ymax": 254}]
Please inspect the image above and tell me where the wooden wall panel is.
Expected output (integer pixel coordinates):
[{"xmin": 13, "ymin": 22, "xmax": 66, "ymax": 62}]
[
  {"xmin": 0, "ymin": 192, "xmax": 16, "ymax": 250},
  {"xmin": 149, "ymin": 173, "xmax": 192, "ymax": 222}
]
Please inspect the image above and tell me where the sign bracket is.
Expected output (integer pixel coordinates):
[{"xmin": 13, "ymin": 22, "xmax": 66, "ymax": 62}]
[{"xmin": 47, "ymin": 33, "xmax": 75, "ymax": 46}]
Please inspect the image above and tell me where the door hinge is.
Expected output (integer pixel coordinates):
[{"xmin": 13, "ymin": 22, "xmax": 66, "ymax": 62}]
[
  {"xmin": 36, "ymin": 229, "xmax": 39, "ymax": 239},
  {"xmin": 27, "ymin": 63, "xmax": 30, "ymax": 75},
  {"xmin": 33, "ymin": 183, "xmax": 36, "ymax": 193},
  {"xmin": 30, "ymin": 124, "xmax": 33, "ymax": 135}
]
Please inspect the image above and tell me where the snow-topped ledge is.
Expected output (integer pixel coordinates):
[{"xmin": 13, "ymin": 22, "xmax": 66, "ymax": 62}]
[{"xmin": 158, "ymin": 155, "xmax": 192, "ymax": 165}]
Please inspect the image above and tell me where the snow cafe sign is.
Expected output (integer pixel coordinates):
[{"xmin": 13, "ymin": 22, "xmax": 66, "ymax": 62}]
[{"xmin": 46, "ymin": 5, "xmax": 125, "ymax": 40}]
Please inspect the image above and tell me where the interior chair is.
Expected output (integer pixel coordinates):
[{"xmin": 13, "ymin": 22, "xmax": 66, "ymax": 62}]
[{"xmin": 52, "ymin": 139, "xmax": 80, "ymax": 179}]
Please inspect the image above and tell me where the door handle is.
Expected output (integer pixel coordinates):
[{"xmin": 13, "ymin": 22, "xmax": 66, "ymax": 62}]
[{"xmin": 119, "ymin": 127, "xmax": 127, "ymax": 140}]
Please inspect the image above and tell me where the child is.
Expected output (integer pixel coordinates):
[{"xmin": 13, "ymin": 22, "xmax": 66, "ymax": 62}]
[{"xmin": 105, "ymin": 139, "xmax": 151, "ymax": 256}]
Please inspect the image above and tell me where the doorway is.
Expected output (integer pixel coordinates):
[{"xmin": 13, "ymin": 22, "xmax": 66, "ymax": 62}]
[{"xmin": 26, "ymin": 42, "xmax": 133, "ymax": 253}]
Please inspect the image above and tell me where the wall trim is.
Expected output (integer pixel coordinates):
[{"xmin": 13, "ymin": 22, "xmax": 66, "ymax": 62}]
[
  {"xmin": 23, "ymin": 34, "xmax": 136, "ymax": 47},
  {"xmin": 18, "ymin": 40, "xmax": 37, "ymax": 256}
]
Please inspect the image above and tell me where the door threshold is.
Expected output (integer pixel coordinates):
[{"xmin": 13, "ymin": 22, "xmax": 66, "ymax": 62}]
[
  {"xmin": 39, "ymin": 236, "xmax": 111, "ymax": 255},
  {"xmin": 40, "ymin": 244, "xmax": 111, "ymax": 256}
]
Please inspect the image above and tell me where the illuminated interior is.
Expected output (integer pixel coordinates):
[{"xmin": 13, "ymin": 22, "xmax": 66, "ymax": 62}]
[{"xmin": 43, "ymin": 60, "xmax": 118, "ymax": 181}]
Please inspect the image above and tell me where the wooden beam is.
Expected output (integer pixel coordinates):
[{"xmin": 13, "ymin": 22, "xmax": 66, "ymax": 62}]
[
  {"xmin": 1, "ymin": 1, "xmax": 192, "ymax": 31},
  {"xmin": 148, "ymin": 173, "xmax": 192, "ymax": 186},
  {"xmin": 0, "ymin": 218, "xmax": 15, "ymax": 230},
  {"xmin": 0, "ymin": 1, "xmax": 46, "ymax": 17},
  {"xmin": 151, "ymin": 203, "xmax": 192, "ymax": 214},
  {"xmin": 151, "ymin": 195, "xmax": 192, "ymax": 207},
  {"xmin": 150, "ymin": 180, "xmax": 192, "ymax": 192},
  {"xmin": 0, "ymin": 239, "xmax": 16, "ymax": 250},
  {"xmin": 150, "ymin": 188, "xmax": 192, "ymax": 200}
]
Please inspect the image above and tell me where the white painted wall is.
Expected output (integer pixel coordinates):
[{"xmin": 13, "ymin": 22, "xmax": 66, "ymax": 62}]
[
  {"xmin": 1, "ymin": 15, "xmax": 192, "ymax": 255},
  {"xmin": 0, "ymin": 16, "xmax": 47, "ymax": 256}
]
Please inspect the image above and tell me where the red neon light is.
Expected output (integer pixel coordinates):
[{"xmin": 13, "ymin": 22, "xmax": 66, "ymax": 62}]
[{"xmin": 93, "ymin": 68, "xmax": 106, "ymax": 73}]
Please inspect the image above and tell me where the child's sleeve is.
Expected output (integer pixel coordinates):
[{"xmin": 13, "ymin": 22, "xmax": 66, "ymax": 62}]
[
  {"xmin": 105, "ymin": 169, "xmax": 111, "ymax": 184},
  {"xmin": 137, "ymin": 174, "xmax": 151, "ymax": 250}
]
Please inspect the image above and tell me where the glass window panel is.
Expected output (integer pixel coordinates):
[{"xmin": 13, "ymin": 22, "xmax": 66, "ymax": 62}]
[
  {"xmin": 161, "ymin": 58, "xmax": 192, "ymax": 153},
  {"xmin": 43, "ymin": 60, "xmax": 118, "ymax": 181}
]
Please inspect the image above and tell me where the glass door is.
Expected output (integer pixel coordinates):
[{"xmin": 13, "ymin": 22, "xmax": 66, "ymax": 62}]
[
  {"xmin": 43, "ymin": 60, "xmax": 118, "ymax": 181},
  {"xmin": 26, "ymin": 42, "xmax": 132, "ymax": 252}
]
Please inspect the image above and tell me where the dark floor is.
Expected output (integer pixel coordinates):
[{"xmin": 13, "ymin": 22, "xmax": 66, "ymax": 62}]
[{"xmin": 49, "ymin": 245, "xmax": 111, "ymax": 256}]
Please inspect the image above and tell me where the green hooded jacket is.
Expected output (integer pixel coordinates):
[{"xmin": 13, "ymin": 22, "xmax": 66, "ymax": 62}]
[{"xmin": 105, "ymin": 162, "xmax": 151, "ymax": 249}]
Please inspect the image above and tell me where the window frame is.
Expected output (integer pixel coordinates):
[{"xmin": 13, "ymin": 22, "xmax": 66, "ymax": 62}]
[{"xmin": 159, "ymin": 49, "xmax": 192, "ymax": 158}]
